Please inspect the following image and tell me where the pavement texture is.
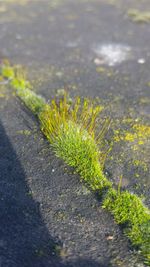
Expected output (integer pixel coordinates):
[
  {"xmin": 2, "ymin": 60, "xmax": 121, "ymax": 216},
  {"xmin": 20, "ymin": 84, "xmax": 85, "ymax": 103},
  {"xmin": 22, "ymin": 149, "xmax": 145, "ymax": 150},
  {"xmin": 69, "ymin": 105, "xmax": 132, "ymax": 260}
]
[{"xmin": 0, "ymin": 0, "xmax": 150, "ymax": 266}]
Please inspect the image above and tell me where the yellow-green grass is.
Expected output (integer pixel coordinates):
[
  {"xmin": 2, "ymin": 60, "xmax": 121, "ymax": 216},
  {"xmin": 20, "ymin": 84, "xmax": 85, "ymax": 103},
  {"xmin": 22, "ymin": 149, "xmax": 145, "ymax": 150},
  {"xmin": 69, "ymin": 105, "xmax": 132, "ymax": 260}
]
[{"xmin": 1, "ymin": 63, "xmax": 150, "ymax": 265}]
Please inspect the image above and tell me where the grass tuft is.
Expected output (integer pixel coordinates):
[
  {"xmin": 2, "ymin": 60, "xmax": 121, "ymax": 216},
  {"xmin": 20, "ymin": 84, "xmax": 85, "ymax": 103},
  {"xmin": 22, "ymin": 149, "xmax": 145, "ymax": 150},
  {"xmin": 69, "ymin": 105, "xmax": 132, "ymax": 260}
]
[{"xmin": 39, "ymin": 94, "xmax": 111, "ymax": 190}]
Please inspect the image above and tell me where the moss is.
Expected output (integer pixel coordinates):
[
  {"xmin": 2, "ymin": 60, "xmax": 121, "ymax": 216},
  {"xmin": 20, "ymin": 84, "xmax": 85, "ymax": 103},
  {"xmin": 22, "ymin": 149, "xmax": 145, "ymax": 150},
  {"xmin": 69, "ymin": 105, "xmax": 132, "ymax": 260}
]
[
  {"xmin": 96, "ymin": 67, "xmax": 114, "ymax": 77},
  {"xmin": 103, "ymin": 188, "xmax": 150, "ymax": 264},
  {"xmin": 128, "ymin": 9, "xmax": 150, "ymax": 23},
  {"xmin": 1, "ymin": 62, "xmax": 150, "ymax": 265},
  {"xmin": 51, "ymin": 121, "xmax": 110, "ymax": 190},
  {"xmin": 0, "ymin": 93, "xmax": 6, "ymax": 98},
  {"xmin": 133, "ymin": 124, "xmax": 150, "ymax": 138},
  {"xmin": 54, "ymin": 210, "xmax": 67, "ymax": 220},
  {"xmin": 17, "ymin": 87, "xmax": 46, "ymax": 114},
  {"xmin": 17, "ymin": 129, "xmax": 31, "ymax": 136},
  {"xmin": 96, "ymin": 67, "xmax": 106, "ymax": 73},
  {"xmin": 1, "ymin": 64, "xmax": 31, "ymax": 90},
  {"xmin": 1, "ymin": 65, "xmax": 15, "ymax": 79},
  {"xmin": 39, "ymin": 97, "xmax": 111, "ymax": 190},
  {"xmin": 114, "ymin": 123, "xmax": 150, "ymax": 145},
  {"xmin": 140, "ymin": 97, "xmax": 150, "ymax": 104},
  {"xmin": 133, "ymin": 160, "xmax": 148, "ymax": 172},
  {"xmin": 1, "ymin": 63, "xmax": 110, "ymax": 190},
  {"xmin": 1, "ymin": 64, "xmax": 46, "ymax": 114}
]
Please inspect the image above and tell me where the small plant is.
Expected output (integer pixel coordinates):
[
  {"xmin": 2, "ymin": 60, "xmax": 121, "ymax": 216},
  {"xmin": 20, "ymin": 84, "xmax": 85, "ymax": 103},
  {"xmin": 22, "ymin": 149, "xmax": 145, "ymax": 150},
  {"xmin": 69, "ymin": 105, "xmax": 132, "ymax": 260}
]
[
  {"xmin": 17, "ymin": 87, "xmax": 46, "ymax": 114},
  {"xmin": 39, "ymin": 94, "xmax": 111, "ymax": 190},
  {"xmin": 1, "ymin": 64, "xmax": 15, "ymax": 80},
  {"xmin": 103, "ymin": 188, "xmax": 150, "ymax": 265},
  {"xmin": 1, "ymin": 64, "xmax": 45, "ymax": 114}
]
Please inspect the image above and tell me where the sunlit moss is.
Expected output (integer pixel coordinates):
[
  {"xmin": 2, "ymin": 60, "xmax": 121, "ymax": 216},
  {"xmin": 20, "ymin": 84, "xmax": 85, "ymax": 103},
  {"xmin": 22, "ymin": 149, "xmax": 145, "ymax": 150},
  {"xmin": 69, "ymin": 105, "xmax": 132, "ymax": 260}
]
[
  {"xmin": 103, "ymin": 188, "xmax": 150, "ymax": 265},
  {"xmin": 133, "ymin": 160, "xmax": 148, "ymax": 172},
  {"xmin": 0, "ymin": 93, "xmax": 6, "ymax": 98},
  {"xmin": 1, "ymin": 62, "xmax": 150, "ymax": 265},
  {"xmin": 17, "ymin": 87, "xmax": 45, "ymax": 114},
  {"xmin": 133, "ymin": 124, "xmax": 150, "ymax": 138},
  {"xmin": 38, "ymin": 94, "xmax": 111, "ymax": 190},
  {"xmin": 1, "ymin": 65, "xmax": 15, "ymax": 79},
  {"xmin": 17, "ymin": 129, "xmax": 31, "ymax": 136},
  {"xmin": 1, "ymin": 63, "xmax": 110, "ymax": 189},
  {"xmin": 114, "ymin": 123, "xmax": 150, "ymax": 144},
  {"xmin": 53, "ymin": 121, "xmax": 110, "ymax": 189},
  {"xmin": 128, "ymin": 9, "xmax": 150, "ymax": 23}
]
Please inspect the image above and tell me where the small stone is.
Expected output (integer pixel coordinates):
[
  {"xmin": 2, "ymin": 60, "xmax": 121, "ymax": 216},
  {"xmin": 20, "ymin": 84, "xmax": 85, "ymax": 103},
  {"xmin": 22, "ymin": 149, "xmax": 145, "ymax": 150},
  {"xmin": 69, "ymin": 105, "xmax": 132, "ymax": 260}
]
[{"xmin": 106, "ymin": 235, "xmax": 114, "ymax": 240}]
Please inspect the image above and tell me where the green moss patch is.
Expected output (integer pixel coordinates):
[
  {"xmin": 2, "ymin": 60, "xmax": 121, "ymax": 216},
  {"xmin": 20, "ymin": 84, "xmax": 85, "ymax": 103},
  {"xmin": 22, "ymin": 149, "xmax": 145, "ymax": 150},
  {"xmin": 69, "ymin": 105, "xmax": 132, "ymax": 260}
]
[
  {"xmin": 1, "ymin": 64, "xmax": 45, "ymax": 114},
  {"xmin": 38, "ymin": 94, "xmax": 111, "ymax": 190},
  {"xmin": 103, "ymin": 188, "xmax": 150, "ymax": 265},
  {"xmin": 1, "ymin": 62, "xmax": 150, "ymax": 265},
  {"xmin": 128, "ymin": 9, "xmax": 150, "ymax": 23}
]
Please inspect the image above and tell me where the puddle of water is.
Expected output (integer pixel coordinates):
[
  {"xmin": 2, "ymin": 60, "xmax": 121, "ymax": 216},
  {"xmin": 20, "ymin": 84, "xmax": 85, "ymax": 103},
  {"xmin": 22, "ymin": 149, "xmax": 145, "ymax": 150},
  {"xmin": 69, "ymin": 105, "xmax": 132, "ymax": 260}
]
[{"xmin": 93, "ymin": 44, "xmax": 131, "ymax": 66}]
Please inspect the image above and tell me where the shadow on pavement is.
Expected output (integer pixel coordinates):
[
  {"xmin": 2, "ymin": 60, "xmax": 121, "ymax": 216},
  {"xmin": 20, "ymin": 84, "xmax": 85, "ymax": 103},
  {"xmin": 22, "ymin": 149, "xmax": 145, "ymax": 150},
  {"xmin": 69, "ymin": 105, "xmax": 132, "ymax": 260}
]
[
  {"xmin": 0, "ymin": 120, "xmax": 61, "ymax": 267},
  {"xmin": 0, "ymin": 120, "xmax": 110, "ymax": 267}
]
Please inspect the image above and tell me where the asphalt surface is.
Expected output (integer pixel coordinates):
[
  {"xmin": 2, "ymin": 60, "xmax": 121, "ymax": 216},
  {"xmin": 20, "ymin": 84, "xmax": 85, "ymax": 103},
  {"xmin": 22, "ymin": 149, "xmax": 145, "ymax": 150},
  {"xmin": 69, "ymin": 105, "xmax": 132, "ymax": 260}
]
[{"xmin": 0, "ymin": 0, "xmax": 150, "ymax": 266}]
